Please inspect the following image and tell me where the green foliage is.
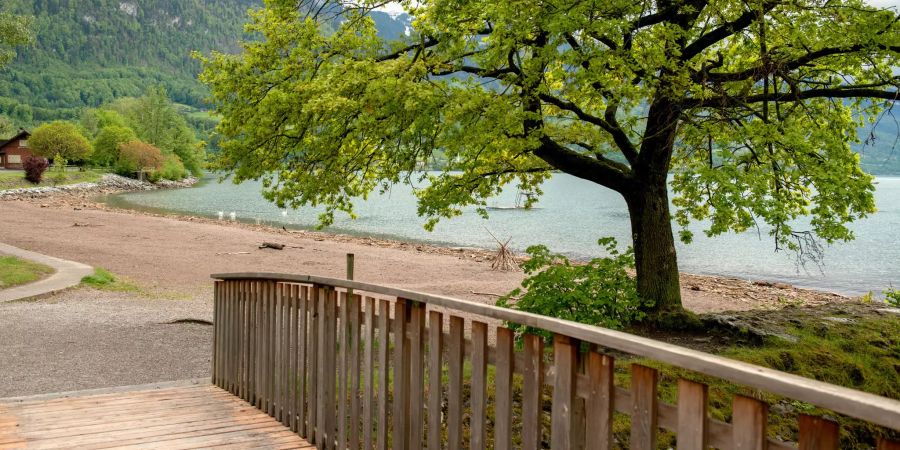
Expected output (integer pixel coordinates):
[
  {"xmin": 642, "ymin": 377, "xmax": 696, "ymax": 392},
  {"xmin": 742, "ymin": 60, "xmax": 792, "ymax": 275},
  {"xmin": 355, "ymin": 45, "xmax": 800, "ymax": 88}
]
[
  {"xmin": 92, "ymin": 125, "xmax": 136, "ymax": 167},
  {"xmin": 115, "ymin": 140, "xmax": 164, "ymax": 176},
  {"xmin": 498, "ymin": 238, "xmax": 647, "ymax": 340},
  {"xmin": 80, "ymin": 109, "xmax": 128, "ymax": 139},
  {"xmin": 103, "ymin": 88, "xmax": 206, "ymax": 176},
  {"xmin": 29, "ymin": 121, "xmax": 91, "ymax": 162},
  {"xmin": 0, "ymin": 11, "xmax": 34, "ymax": 67},
  {"xmin": 0, "ymin": 114, "xmax": 16, "ymax": 137},
  {"xmin": 885, "ymin": 288, "xmax": 900, "ymax": 307},
  {"xmin": 0, "ymin": 255, "xmax": 53, "ymax": 289},
  {"xmin": 80, "ymin": 268, "xmax": 140, "ymax": 293},
  {"xmin": 199, "ymin": 0, "xmax": 899, "ymax": 311},
  {"xmin": 0, "ymin": 0, "xmax": 255, "ymax": 117},
  {"xmin": 149, "ymin": 154, "xmax": 188, "ymax": 181}
]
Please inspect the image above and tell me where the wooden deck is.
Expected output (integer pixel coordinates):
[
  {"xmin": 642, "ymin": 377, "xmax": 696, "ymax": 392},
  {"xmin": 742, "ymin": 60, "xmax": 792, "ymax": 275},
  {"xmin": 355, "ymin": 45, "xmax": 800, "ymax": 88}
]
[{"xmin": 0, "ymin": 382, "xmax": 311, "ymax": 449}]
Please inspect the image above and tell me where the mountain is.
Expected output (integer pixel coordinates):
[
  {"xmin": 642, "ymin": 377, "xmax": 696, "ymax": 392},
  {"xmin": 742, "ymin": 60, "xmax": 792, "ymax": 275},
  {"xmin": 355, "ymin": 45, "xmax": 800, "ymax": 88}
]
[
  {"xmin": 1, "ymin": 2, "xmax": 898, "ymax": 174},
  {"xmin": 0, "ymin": 0, "xmax": 259, "ymax": 125}
]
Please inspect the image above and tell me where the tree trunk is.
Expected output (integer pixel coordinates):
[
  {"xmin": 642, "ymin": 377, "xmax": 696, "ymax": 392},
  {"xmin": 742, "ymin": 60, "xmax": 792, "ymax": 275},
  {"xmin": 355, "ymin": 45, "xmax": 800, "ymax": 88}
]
[{"xmin": 625, "ymin": 180, "xmax": 683, "ymax": 314}]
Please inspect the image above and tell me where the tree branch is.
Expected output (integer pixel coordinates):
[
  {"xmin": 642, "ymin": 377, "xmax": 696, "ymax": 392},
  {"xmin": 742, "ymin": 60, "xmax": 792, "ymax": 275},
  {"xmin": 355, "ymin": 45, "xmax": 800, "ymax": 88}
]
[
  {"xmin": 538, "ymin": 93, "xmax": 639, "ymax": 164},
  {"xmin": 684, "ymin": 87, "xmax": 899, "ymax": 108}
]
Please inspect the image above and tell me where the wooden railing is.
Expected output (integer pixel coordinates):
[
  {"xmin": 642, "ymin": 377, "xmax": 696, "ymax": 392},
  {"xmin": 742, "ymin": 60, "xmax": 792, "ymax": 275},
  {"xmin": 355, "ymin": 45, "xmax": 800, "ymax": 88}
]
[{"xmin": 211, "ymin": 273, "xmax": 900, "ymax": 449}]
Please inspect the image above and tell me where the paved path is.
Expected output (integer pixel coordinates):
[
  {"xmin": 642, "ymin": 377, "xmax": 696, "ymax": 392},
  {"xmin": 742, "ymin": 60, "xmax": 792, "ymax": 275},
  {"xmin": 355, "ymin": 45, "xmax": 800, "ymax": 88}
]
[{"xmin": 0, "ymin": 241, "xmax": 93, "ymax": 302}]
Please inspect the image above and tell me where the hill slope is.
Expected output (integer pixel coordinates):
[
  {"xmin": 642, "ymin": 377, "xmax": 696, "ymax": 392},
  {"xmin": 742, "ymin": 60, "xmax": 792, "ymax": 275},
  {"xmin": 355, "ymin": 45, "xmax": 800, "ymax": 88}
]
[{"xmin": 0, "ymin": 0, "xmax": 258, "ymax": 124}]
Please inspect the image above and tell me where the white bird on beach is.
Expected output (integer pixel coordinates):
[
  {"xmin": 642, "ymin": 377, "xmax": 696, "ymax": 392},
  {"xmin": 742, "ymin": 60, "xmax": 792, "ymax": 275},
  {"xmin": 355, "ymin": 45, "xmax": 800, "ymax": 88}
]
[
  {"xmin": 217, "ymin": 211, "xmax": 224, "ymax": 220},
  {"xmin": 229, "ymin": 212, "xmax": 236, "ymax": 221}
]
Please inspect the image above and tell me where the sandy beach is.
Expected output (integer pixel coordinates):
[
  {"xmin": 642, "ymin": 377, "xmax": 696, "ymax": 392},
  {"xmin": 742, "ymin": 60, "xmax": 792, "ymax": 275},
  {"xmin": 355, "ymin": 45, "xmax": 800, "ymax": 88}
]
[{"xmin": 0, "ymin": 193, "xmax": 857, "ymax": 396}]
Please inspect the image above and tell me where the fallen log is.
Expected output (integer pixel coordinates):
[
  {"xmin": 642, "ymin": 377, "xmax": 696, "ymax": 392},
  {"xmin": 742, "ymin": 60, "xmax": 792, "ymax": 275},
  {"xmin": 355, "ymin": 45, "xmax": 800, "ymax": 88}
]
[{"xmin": 260, "ymin": 242, "xmax": 285, "ymax": 250}]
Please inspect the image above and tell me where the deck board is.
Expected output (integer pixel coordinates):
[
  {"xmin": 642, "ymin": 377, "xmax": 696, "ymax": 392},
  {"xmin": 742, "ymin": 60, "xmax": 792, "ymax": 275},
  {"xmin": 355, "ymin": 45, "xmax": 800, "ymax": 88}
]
[{"xmin": 0, "ymin": 382, "xmax": 311, "ymax": 449}]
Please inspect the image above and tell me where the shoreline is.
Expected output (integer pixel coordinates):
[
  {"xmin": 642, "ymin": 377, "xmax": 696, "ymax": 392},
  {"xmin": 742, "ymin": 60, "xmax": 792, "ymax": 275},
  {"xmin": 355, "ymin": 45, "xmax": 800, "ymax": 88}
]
[{"xmin": 0, "ymin": 177, "xmax": 860, "ymax": 312}]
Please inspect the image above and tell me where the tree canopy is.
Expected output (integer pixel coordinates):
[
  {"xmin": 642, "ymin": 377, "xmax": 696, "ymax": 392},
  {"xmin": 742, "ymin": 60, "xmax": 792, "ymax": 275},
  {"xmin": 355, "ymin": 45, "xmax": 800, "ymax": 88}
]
[
  {"xmin": 0, "ymin": 11, "xmax": 33, "ymax": 67},
  {"xmin": 29, "ymin": 121, "xmax": 91, "ymax": 162},
  {"xmin": 200, "ymin": 0, "xmax": 899, "ymax": 313}
]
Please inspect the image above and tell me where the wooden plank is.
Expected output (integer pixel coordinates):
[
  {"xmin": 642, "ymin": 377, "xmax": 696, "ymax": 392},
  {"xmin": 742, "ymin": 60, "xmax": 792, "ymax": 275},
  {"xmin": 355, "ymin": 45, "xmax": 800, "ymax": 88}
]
[
  {"xmin": 469, "ymin": 321, "xmax": 488, "ymax": 450},
  {"xmin": 323, "ymin": 288, "xmax": 338, "ymax": 447},
  {"xmin": 209, "ymin": 273, "xmax": 900, "ymax": 434},
  {"xmin": 377, "ymin": 300, "xmax": 390, "ymax": 450},
  {"xmin": 878, "ymin": 438, "xmax": 900, "ymax": 450},
  {"xmin": 349, "ymin": 293, "xmax": 362, "ymax": 450},
  {"xmin": 522, "ymin": 333, "xmax": 544, "ymax": 450},
  {"xmin": 585, "ymin": 352, "xmax": 614, "ymax": 450},
  {"xmin": 240, "ymin": 281, "xmax": 248, "ymax": 402},
  {"xmin": 338, "ymin": 292, "xmax": 349, "ymax": 450},
  {"xmin": 495, "ymin": 326, "xmax": 514, "ymax": 450},
  {"xmin": 364, "ymin": 296, "xmax": 376, "ymax": 450},
  {"xmin": 272, "ymin": 280, "xmax": 281, "ymax": 419},
  {"xmin": 250, "ymin": 281, "xmax": 258, "ymax": 407},
  {"xmin": 288, "ymin": 284, "xmax": 299, "ymax": 431},
  {"xmin": 677, "ymin": 379, "xmax": 708, "ymax": 450},
  {"xmin": 630, "ymin": 364, "xmax": 658, "ymax": 450},
  {"xmin": 316, "ymin": 285, "xmax": 328, "ymax": 446},
  {"xmin": 427, "ymin": 311, "xmax": 443, "ymax": 450},
  {"xmin": 213, "ymin": 281, "xmax": 220, "ymax": 386},
  {"xmin": 392, "ymin": 298, "xmax": 410, "ymax": 450},
  {"xmin": 447, "ymin": 315, "xmax": 465, "ymax": 450},
  {"xmin": 307, "ymin": 286, "xmax": 319, "ymax": 444},
  {"xmin": 798, "ymin": 414, "xmax": 838, "ymax": 450},
  {"xmin": 280, "ymin": 282, "xmax": 289, "ymax": 425},
  {"xmin": 409, "ymin": 302, "xmax": 426, "ymax": 449},
  {"xmin": 297, "ymin": 285, "xmax": 309, "ymax": 436},
  {"xmin": 732, "ymin": 395, "xmax": 768, "ymax": 450},
  {"xmin": 551, "ymin": 334, "xmax": 577, "ymax": 450}
]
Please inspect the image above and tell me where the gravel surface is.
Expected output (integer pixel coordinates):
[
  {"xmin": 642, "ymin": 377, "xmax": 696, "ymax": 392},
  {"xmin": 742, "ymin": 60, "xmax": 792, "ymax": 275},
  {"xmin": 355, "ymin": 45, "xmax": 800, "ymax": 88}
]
[{"xmin": 0, "ymin": 288, "xmax": 212, "ymax": 397}]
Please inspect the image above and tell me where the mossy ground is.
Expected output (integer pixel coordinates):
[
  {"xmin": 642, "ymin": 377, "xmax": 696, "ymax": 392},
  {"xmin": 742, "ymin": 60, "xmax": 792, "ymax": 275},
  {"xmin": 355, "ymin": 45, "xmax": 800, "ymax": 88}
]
[
  {"xmin": 80, "ymin": 268, "xmax": 142, "ymax": 293},
  {"xmin": 0, "ymin": 255, "xmax": 55, "ymax": 289}
]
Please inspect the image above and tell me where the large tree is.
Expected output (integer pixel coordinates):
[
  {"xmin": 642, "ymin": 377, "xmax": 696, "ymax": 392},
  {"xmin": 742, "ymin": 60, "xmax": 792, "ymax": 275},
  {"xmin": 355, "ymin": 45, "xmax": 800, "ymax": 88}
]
[{"xmin": 199, "ymin": 0, "xmax": 899, "ymax": 314}]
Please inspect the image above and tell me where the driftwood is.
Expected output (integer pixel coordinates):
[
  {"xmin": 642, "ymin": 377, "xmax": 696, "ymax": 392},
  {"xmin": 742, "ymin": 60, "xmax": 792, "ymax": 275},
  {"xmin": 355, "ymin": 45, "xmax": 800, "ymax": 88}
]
[
  {"xmin": 259, "ymin": 242, "xmax": 305, "ymax": 250},
  {"xmin": 216, "ymin": 251, "xmax": 251, "ymax": 256},
  {"xmin": 483, "ymin": 227, "xmax": 519, "ymax": 272}
]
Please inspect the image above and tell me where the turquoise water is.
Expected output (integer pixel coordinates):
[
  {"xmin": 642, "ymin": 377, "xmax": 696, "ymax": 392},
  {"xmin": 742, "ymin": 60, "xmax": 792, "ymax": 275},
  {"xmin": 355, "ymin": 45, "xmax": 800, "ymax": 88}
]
[{"xmin": 101, "ymin": 174, "xmax": 900, "ymax": 296}]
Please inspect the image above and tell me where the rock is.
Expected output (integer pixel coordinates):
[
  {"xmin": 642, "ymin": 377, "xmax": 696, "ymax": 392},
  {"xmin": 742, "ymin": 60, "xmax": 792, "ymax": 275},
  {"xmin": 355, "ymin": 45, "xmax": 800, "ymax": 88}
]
[{"xmin": 823, "ymin": 317, "xmax": 853, "ymax": 323}]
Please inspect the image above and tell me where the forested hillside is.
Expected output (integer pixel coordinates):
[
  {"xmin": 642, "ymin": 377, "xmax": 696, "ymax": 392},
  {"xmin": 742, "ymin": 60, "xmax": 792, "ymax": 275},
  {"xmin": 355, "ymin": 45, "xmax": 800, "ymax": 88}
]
[{"xmin": 0, "ymin": 0, "xmax": 258, "ymax": 125}]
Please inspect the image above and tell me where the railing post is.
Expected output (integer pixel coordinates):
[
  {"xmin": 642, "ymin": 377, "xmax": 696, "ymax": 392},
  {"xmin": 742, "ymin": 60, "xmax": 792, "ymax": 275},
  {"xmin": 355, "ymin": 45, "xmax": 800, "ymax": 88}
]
[
  {"xmin": 392, "ymin": 298, "xmax": 410, "ymax": 450},
  {"xmin": 552, "ymin": 334, "xmax": 578, "ymax": 449},
  {"xmin": 798, "ymin": 414, "xmax": 839, "ymax": 450},
  {"xmin": 732, "ymin": 395, "xmax": 768, "ymax": 450},
  {"xmin": 586, "ymin": 351, "xmax": 615, "ymax": 450},
  {"xmin": 677, "ymin": 379, "xmax": 708, "ymax": 450},
  {"xmin": 522, "ymin": 333, "xmax": 544, "ymax": 450},
  {"xmin": 630, "ymin": 364, "xmax": 659, "ymax": 450}
]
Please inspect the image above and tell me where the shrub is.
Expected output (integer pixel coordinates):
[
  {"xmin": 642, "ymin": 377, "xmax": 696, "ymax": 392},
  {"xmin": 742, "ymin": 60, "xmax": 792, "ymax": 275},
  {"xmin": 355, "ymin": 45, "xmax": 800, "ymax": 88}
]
[
  {"xmin": 22, "ymin": 156, "xmax": 49, "ymax": 183},
  {"xmin": 148, "ymin": 154, "xmax": 187, "ymax": 182},
  {"xmin": 497, "ymin": 237, "xmax": 650, "ymax": 342},
  {"xmin": 885, "ymin": 288, "xmax": 900, "ymax": 307},
  {"xmin": 115, "ymin": 140, "xmax": 164, "ymax": 178},
  {"xmin": 91, "ymin": 125, "xmax": 136, "ymax": 167}
]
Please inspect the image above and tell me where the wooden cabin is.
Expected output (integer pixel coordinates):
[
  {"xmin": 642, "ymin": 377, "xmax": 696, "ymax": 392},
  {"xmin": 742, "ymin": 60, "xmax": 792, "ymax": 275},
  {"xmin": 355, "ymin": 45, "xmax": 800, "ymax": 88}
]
[{"xmin": 0, "ymin": 129, "xmax": 34, "ymax": 170}]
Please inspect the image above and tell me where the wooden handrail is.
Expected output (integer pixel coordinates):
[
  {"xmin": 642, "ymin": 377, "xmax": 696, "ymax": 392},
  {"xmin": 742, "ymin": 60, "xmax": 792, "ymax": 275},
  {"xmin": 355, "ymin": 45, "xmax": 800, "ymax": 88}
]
[{"xmin": 212, "ymin": 272, "xmax": 900, "ymax": 432}]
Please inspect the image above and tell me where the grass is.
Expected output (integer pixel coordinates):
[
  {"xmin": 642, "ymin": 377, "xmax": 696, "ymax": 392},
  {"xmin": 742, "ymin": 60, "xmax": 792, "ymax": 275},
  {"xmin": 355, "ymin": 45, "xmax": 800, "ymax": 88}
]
[
  {"xmin": 80, "ymin": 268, "xmax": 142, "ymax": 293},
  {"xmin": 0, "ymin": 255, "xmax": 55, "ymax": 289},
  {"xmin": 609, "ymin": 312, "xmax": 900, "ymax": 448},
  {"xmin": 0, "ymin": 168, "xmax": 105, "ymax": 190}
]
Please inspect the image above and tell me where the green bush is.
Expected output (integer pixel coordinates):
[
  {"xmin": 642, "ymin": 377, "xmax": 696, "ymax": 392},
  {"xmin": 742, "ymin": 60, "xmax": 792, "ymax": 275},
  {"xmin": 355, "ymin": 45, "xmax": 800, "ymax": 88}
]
[
  {"xmin": 497, "ymin": 238, "xmax": 650, "ymax": 342},
  {"xmin": 148, "ymin": 154, "xmax": 187, "ymax": 181},
  {"xmin": 885, "ymin": 288, "xmax": 900, "ymax": 307}
]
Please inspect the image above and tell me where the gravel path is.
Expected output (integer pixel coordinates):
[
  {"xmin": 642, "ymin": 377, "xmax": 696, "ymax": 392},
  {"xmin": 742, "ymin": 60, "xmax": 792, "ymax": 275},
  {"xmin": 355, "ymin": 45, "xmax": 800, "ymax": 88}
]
[{"xmin": 0, "ymin": 289, "xmax": 212, "ymax": 397}]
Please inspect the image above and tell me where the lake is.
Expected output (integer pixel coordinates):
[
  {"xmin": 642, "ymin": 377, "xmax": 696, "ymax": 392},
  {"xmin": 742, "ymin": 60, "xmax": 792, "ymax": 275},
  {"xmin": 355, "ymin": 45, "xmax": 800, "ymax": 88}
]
[{"xmin": 100, "ymin": 174, "xmax": 900, "ymax": 296}]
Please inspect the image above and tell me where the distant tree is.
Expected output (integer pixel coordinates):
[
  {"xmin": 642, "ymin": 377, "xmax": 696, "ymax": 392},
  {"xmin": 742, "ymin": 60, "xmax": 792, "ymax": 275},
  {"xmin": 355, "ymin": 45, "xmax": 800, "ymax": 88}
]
[
  {"xmin": 116, "ymin": 140, "xmax": 164, "ymax": 179},
  {"xmin": 200, "ymin": 0, "xmax": 900, "ymax": 317},
  {"xmin": 79, "ymin": 109, "xmax": 129, "ymax": 138},
  {"xmin": 29, "ymin": 121, "xmax": 92, "ymax": 162},
  {"xmin": 92, "ymin": 125, "xmax": 137, "ymax": 167},
  {"xmin": 0, "ymin": 12, "xmax": 33, "ymax": 67},
  {"xmin": 0, "ymin": 115, "xmax": 15, "ymax": 138}
]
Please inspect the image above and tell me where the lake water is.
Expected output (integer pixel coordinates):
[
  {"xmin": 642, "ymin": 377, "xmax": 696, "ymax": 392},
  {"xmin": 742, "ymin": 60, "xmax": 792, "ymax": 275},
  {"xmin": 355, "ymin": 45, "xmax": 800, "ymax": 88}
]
[{"xmin": 101, "ymin": 174, "xmax": 900, "ymax": 296}]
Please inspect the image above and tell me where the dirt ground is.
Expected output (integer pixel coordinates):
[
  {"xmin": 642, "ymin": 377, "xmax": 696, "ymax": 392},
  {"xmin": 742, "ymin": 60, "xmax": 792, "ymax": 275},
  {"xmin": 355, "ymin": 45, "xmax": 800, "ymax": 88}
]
[{"xmin": 0, "ymin": 199, "xmax": 853, "ymax": 312}]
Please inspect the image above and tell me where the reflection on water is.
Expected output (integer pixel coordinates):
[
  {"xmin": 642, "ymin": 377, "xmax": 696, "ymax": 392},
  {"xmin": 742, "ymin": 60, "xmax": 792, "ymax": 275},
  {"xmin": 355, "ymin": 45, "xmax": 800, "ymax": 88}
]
[{"xmin": 100, "ymin": 174, "xmax": 900, "ymax": 296}]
